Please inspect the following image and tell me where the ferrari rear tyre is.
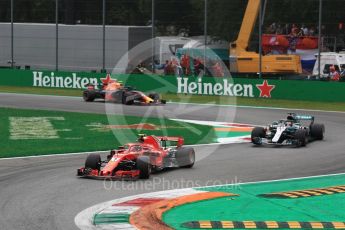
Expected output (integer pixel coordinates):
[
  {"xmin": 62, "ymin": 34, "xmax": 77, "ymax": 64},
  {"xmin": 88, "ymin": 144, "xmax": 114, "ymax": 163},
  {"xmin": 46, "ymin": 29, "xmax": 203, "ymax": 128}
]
[
  {"xmin": 85, "ymin": 154, "xmax": 101, "ymax": 170},
  {"xmin": 295, "ymin": 129, "xmax": 308, "ymax": 147},
  {"xmin": 148, "ymin": 93, "xmax": 159, "ymax": 102},
  {"xmin": 137, "ymin": 156, "xmax": 151, "ymax": 179},
  {"xmin": 83, "ymin": 90, "xmax": 96, "ymax": 102},
  {"xmin": 176, "ymin": 147, "xmax": 195, "ymax": 168},
  {"xmin": 251, "ymin": 127, "xmax": 265, "ymax": 145},
  {"xmin": 310, "ymin": 123, "xmax": 325, "ymax": 140}
]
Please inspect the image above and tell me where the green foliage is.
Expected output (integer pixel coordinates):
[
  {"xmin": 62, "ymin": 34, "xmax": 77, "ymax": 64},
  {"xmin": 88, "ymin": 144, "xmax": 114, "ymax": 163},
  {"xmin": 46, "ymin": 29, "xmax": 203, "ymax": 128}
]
[
  {"xmin": 154, "ymin": 0, "xmax": 203, "ymax": 36},
  {"xmin": 0, "ymin": 0, "xmax": 344, "ymax": 40},
  {"xmin": 106, "ymin": 0, "xmax": 151, "ymax": 25},
  {"xmin": 13, "ymin": 0, "xmax": 56, "ymax": 23},
  {"xmin": 207, "ymin": 0, "xmax": 248, "ymax": 41}
]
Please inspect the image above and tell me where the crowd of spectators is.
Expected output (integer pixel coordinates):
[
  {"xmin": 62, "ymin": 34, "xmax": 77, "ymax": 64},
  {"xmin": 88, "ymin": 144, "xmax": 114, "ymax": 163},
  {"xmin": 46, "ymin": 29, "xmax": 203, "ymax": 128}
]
[
  {"xmin": 265, "ymin": 23, "xmax": 318, "ymax": 37},
  {"xmin": 263, "ymin": 23, "xmax": 320, "ymax": 55},
  {"xmin": 155, "ymin": 54, "xmax": 225, "ymax": 77}
]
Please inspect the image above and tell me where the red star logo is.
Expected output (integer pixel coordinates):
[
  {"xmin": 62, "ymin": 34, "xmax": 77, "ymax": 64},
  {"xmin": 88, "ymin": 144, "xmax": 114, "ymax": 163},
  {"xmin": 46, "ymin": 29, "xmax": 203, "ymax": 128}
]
[
  {"xmin": 101, "ymin": 74, "xmax": 116, "ymax": 84},
  {"xmin": 256, "ymin": 80, "xmax": 275, "ymax": 98}
]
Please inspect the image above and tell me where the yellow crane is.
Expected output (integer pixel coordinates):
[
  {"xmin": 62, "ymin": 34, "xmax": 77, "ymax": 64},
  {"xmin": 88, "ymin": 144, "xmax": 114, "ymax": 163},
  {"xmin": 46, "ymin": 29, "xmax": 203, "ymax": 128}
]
[{"xmin": 230, "ymin": 0, "xmax": 302, "ymax": 74}]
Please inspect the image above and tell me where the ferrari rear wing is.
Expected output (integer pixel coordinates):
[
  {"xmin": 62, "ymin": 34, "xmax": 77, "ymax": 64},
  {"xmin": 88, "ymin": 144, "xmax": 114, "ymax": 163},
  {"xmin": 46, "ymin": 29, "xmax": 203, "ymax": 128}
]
[{"xmin": 157, "ymin": 136, "xmax": 184, "ymax": 147}]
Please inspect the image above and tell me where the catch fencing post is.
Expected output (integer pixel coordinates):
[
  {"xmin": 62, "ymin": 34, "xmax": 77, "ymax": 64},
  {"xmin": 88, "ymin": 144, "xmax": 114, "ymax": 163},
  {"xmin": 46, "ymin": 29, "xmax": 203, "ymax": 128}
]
[
  {"xmin": 317, "ymin": 0, "xmax": 323, "ymax": 79},
  {"xmin": 102, "ymin": 0, "xmax": 106, "ymax": 72},
  {"xmin": 258, "ymin": 0, "xmax": 263, "ymax": 78},
  {"xmin": 55, "ymin": 0, "xmax": 59, "ymax": 71},
  {"xmin": 204, "ymin": 0, "xmax": 207, "ymax": 76},
  {"xmin": 10, "ymin": 0, "xmax": 14, "ymax": 68},
  {"xmin": 151, "ymin": 0, "xmax": 155, "ymax": 73}
]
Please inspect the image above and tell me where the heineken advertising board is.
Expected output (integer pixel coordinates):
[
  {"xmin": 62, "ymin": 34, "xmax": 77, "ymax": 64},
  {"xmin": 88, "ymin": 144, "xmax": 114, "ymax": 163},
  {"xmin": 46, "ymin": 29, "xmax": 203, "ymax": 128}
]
[{"xmin": 0, "ymin": 69, "xmax": 344, "ymax": 102}]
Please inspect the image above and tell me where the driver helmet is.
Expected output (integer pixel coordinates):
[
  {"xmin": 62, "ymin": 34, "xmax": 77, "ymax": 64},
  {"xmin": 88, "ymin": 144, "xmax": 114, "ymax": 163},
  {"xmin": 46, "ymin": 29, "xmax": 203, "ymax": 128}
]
[
  {"xmin": 286, "ymin": 121, "xmax": 293, "ymax": 126},
  {"xmin": 138, "ymin": 134, "xmax": 146, "ymax": 142}
]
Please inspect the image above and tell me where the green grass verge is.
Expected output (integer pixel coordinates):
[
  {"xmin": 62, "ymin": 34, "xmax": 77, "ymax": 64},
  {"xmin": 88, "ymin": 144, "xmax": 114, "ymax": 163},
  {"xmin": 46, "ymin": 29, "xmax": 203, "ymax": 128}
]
[
  {"xmin": 164, "ymin": 174, "xmax": 345, "ymax": 230},
  {"xmin": 0, "ymin": 107, "xmax": 215, "ymax": 158},
  {"xmin": 1, "ymin": 85, "xmax": 345, "ymax": 112},
  {"xmin": 0, "ymin": 85, "xmax": 81, "ymax": 96}
]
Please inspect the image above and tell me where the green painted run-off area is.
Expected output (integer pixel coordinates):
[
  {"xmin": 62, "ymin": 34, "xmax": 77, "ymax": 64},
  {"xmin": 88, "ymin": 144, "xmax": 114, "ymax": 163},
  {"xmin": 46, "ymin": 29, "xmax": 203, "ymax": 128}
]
[
  {"xmin": 0, "ymin": 107, "xmax": 217, "ymax": 158},
  {"xmin": 164, "ymin": 174, "xmax": 345, "ymax": 229},
  {"xmin": 93, "ymin": 213, "xmax": 130, "ymax": 225}
]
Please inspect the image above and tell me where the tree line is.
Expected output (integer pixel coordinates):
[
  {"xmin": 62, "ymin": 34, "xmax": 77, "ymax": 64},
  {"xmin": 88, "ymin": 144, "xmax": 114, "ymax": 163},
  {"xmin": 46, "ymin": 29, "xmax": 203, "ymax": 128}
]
[{"xmin": 0, "ymin": 0, "xmax": 344, "ymax": 42}]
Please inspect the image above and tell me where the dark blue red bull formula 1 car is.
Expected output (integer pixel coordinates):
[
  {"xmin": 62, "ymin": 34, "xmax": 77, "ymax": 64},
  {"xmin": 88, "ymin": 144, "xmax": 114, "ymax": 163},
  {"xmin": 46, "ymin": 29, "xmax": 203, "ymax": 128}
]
[{"xmin": 83, "ymin": 78, "xmax": 166, "ymax": 105}]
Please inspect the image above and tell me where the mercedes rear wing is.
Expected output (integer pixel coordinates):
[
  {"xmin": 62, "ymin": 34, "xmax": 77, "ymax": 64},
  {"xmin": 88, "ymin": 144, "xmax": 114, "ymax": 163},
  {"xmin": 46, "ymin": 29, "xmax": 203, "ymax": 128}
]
[{"xmin": 288, "ymin": 113, "xmax": 315, "ymax": 123}]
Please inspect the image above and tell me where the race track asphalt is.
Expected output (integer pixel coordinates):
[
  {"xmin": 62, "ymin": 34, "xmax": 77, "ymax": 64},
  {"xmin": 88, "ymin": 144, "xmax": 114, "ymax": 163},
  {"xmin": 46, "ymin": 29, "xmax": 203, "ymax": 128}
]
[{"xmin": 0, "ymin": 93, "xmax": 344, "ymax": 230}]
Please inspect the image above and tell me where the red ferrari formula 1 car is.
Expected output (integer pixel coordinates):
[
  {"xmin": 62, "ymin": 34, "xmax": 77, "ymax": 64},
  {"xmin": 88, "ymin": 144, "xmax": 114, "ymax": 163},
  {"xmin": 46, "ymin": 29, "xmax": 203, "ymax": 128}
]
[
  {"xmin": 83, "ymin": 78, "xmax": 166, "ymax": 105},
  {"xmin": 77, "ymin": 134, "xmax": 195, "ymax": 180}
]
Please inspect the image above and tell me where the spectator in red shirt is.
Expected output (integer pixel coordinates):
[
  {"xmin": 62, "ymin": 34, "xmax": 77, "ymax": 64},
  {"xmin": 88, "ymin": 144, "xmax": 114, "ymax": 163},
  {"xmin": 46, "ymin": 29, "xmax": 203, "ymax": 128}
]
[
  {"xmin": 164, "ymin": 60, "xmax": 175, "ymax": 76},
  {"xmin": 181, "ymin": 54, "xmax": 191, "ymax": 76},
  {"xmin": 193, "ymin": 58, "xmax": 202, "ymax": 76},
  {"xmin": 213, "ymin": 61, "xmax": 224, "ymax": 77},
  {"xmin": 329, "ymin": 65, "xmax": 340, "ymax": 81}
]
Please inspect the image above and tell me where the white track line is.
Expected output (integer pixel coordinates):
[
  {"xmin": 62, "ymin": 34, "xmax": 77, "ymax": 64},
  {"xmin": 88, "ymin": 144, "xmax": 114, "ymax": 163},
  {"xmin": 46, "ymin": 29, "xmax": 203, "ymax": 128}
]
[
  {"xmin": 169, "ymin": 101, "xmax": 345, "ymax": 114},
  {"xmin": 199, "ymin": 171, "xmax": 345, "ymax": 188},
  {"xmin": 170, "ymin": 118, "xmax": 258, "ymax": 128}
]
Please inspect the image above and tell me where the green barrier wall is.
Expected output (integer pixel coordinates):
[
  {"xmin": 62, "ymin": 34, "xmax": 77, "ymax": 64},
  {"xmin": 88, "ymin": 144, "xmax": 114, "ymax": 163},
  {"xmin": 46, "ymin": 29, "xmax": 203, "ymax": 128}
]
[{"xmin": 0, "ymin": 69, "xmax": 344, "ymax": 102}]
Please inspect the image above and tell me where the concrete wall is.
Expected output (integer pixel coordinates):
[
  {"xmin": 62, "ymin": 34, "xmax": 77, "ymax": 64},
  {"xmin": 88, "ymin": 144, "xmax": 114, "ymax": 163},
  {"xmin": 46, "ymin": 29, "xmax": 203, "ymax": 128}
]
[
  {"xmin": 0, "ymin": 24, "xmax": 11, "ymax": 67},
  {"xmin": 0, "ymin": 23, "xmax": 151, "ymax": 72}
]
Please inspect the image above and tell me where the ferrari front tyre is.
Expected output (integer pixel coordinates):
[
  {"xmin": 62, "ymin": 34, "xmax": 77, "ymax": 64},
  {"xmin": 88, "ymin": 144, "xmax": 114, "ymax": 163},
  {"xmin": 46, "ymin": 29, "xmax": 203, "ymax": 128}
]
[
  {"xmin": 137, "ymin": 156, "xmax": 151, "ymax": 179},
  {"xmin": 83, "ymin": 90, "xmax": 96, "ymax": 102},
  {"xmin": 251, "ymin": 127, "xmax": 265, "ymax": 145},
  {"xmin": 294, "ymin": 129, "xmax": 308, "ymax": 147},
  {"xmin": 310, "ymin": 123, "xmax": 325, "ymax": 140},
  {"xmin": 85, "ymin": 153, "xmax": 101, "ymax": 170},
  {"xmin": 176, "ymin": 147, "xmax": 195, "ymax": 168}
]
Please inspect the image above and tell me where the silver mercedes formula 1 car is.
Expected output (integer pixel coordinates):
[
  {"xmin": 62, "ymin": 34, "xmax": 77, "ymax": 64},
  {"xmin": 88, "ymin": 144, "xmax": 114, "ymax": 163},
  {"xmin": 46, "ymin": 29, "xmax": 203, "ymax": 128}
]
[{"xmin": 251, "ymin": 113, "xmax": 325, "ymax": 147}]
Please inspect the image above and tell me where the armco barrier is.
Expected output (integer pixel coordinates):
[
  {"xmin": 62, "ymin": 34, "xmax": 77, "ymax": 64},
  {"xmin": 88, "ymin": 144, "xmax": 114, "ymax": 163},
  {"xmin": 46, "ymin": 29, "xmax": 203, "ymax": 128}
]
[{"xmin": 0, "ymin": 69, "xmax": 344, "ymax": 102}]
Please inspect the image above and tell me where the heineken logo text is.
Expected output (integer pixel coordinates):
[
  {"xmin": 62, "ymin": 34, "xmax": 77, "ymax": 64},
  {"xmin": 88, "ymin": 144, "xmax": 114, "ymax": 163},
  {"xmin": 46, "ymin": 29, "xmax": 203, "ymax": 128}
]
[
  {"xmin": 177, "ymin": 77, "xmax": 254, "ymax": 97},
  {"xmin": 33, "ymin": 71, "xmax": 98, "ymax": 89}
]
